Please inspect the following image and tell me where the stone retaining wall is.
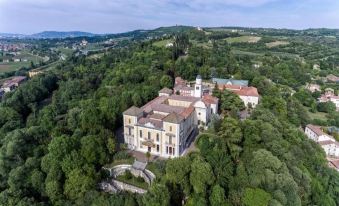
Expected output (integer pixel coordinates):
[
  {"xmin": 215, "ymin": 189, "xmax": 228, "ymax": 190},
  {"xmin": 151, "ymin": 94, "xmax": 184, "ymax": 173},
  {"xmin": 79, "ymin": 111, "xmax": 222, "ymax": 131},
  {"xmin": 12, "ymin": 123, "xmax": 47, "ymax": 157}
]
[{"xmin": 112, "ymin": 180, "xmax": 147, "ymax": 194}]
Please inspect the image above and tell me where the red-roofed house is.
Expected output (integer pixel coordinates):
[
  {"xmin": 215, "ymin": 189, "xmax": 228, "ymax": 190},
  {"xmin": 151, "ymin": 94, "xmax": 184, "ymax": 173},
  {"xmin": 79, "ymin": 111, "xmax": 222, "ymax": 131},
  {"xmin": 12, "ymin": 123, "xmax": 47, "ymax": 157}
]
[
  {"xmin": 219, "ymin": 84, "xmax": 259, "ymax": 108},
  {"xmin": 305, "ymin": 124, "xmax": 334, "ymax": 142},
  {"xmin": 305, "ymin": 124, "xmax": 339, "ymax": 158}
]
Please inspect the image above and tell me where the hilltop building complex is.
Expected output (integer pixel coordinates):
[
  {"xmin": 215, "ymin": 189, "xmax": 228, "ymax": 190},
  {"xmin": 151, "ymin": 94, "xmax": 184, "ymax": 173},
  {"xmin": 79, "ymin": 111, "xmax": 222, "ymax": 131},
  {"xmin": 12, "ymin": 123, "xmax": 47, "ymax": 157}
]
[{"xmin": 123, "ymin": 75, "xmax": 218, "ymax": 158}]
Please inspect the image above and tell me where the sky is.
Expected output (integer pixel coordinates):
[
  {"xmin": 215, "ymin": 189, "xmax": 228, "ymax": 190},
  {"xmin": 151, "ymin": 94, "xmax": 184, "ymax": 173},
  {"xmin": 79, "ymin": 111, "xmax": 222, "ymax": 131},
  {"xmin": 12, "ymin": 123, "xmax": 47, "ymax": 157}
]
[{"xmin": 0, "ymin": 0, "xmax": 339, "ymax": 34}]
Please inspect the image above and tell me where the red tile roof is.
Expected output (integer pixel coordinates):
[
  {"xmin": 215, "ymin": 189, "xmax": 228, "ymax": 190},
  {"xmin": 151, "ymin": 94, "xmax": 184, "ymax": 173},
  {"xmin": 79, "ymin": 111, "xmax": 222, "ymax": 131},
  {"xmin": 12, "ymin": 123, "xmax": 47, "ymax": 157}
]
[
  {"xmin": 180, "ymin": 105, "xmax": 195, "ymax": 118},
  {"xmin": 329, "ymin": 159, "xmax": 339, "ymax": 169},
  {"xmin": 202, "ymin": 94, "xmax": 218, "ymax": 104},
  {"xmin": 159, "ymin": 87, "xmax": 173, "ymax": 94},
  {"xmin": 233, "ymin": 86, "xmax": 259, "ymax": 97},
  {"xmin": 306, "ymin": 124, "xmax": 325, "ymax": 136},
  {"xmin": 218, "ymin": 84, "xmax": 259, "ymax": 97}
]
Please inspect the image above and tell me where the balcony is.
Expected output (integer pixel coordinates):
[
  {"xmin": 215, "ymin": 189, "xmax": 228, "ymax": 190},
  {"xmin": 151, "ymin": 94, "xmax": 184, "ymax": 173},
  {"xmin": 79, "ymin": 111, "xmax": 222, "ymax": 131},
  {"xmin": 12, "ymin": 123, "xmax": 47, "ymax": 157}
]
[{"xmin": 141, "ymin": 139, "xmax": 155, "ymax": 147}]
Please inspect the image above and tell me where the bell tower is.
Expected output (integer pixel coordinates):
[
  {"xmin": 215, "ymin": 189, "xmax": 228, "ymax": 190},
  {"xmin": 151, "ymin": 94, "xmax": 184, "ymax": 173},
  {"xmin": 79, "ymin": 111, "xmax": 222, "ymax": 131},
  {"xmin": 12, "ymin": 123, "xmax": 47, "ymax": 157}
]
[{"xmin": 194, "ymin": 75, "xmax": 202, "ymax": 98}]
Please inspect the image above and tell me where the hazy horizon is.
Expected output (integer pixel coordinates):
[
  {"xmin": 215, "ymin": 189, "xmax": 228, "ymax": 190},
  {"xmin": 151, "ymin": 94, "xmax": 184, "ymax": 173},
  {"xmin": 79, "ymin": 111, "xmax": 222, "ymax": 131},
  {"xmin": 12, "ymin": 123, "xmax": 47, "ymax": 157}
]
[{"xmin": 1, "ymin": 0, "xmax": 339, "ymax": 34}]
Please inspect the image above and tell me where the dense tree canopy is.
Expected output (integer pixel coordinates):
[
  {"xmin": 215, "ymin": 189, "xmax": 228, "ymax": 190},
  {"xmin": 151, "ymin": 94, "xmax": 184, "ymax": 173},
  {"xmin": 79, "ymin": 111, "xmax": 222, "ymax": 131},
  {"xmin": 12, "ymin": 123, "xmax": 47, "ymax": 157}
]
[{"xmin": 0, "ymin": 28, "xmax": 338, "ymax": 206}]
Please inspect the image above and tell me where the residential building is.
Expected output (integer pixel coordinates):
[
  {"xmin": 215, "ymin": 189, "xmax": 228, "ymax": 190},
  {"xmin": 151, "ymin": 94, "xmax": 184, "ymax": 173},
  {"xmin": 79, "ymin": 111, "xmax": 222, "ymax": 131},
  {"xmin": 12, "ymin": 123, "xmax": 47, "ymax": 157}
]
[
  {"xmin": 305, "ymin": 83, "xmax": 320, "ymax": 93},
  {"xmin": 318, "ymin": 88, "xmax": 339, "ymax": 111},
  {"xmin": 319, "ymin": 140, "xmax": 339, "ymax": 157},
  {"xmin": 305, "ymin": 124, "xmax": 339, "ymax": 158},
  {"xmin": 81, "ymin": 39, "xmax": 88, "ymax": 46},
  {"xmin": 305, "ymin": 124, "xmax": 334, "ymax": 142},
  {"xmin": 123, "ymin": 75, "xmax": 218, "ymax": 158},
  {"xmin": 218, "ymin": 84, "xmax": 259, "ymax": 108}
]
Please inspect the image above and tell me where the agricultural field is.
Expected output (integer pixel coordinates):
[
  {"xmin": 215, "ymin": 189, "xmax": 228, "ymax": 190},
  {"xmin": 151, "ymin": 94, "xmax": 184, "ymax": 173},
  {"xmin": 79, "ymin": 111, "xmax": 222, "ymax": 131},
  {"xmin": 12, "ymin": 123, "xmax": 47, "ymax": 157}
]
[
  {"xmin": 0, "ymin": 50, "xmax": 45, "ymax": 74},
  {"xmin": 85, "ymin": 43, "xmax": 105, "ymax": 51},
  {"xmin": 225, "ymin": 35, "xmax": 262, "ymax": 43},
  {"xmin": 56, "ymin": 47, "xmax": 74, "ymax": 57},
  {"xmin": 266, "ymin": 41, "xmax": 290, "ymax": 48},
  {"xmin": 0, "ymin": 62, "xmax": 31, "ymax": 73}
]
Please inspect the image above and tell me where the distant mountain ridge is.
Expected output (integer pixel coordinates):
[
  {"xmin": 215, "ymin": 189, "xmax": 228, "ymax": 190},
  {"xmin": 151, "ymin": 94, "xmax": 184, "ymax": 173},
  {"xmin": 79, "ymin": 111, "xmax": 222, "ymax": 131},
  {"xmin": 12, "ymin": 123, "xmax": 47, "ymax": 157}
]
[
  {"xmin": 0, "ymin": 31, "xmax": 99, "ymax": 39},
  {"xmin": 31, "ymin": 31, "xmax": 98, "ymax": 38}
]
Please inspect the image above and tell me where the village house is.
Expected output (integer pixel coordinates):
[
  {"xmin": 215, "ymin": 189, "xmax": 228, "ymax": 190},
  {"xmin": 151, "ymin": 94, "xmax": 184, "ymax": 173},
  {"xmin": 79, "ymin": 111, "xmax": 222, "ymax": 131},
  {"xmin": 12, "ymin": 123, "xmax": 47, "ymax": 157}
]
[
  {"xmin": 305, "ymin": 124, "xmax": 339, "ymax": 158},
  {"xmin": 80, "ymin": 39, "xmax": 88, "ymax": 46},
  {"xmin": 305, "ymin": 124, "xmax": 334, "ymax": 142},
  {"xmin": 1, "ymin": 76, "xmax": 27, "ymax": 93},
  {"xmin": 123, "ymin": 75, "xmax": 218, "ymax": 158},
  {"xmin": 318, "ymin": 88, "xmax": 339, "ymax": 111},
  {"xmin": 211, "ymin": 78, "xmax": 259, "ymax": 108},
  {"xmin": 305, "ymin": 83, "xmax": 321, "ymax": 93}
]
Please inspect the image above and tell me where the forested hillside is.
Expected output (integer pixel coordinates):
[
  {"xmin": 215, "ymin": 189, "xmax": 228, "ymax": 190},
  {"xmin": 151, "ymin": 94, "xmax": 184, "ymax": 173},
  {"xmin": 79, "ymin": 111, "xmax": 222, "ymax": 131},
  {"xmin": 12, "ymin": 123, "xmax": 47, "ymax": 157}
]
[{"xmin": 0, "ymin": 28, "xmax": 338, "ymax": 206}]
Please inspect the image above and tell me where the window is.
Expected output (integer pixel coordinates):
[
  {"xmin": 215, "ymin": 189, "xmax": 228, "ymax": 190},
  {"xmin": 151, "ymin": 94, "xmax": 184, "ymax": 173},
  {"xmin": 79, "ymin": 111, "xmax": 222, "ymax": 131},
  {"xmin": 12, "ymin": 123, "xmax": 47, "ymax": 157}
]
[
  {"xmin": 169, "ymin": 126, "xmax": 172, "ymax": 131},
  {"xmin": 196, "ymin": 86, "xmax": 199, "ymax": 90},
  {"xmin": 173, "ymin": 148, "xmax": 175, "ymax": 155},
  {"xmin": 148, "ymin": 132, "xmax": 151, "ymax": 139},
  {"xmin": 169, "ymin": 136, "xmax": 172, "ymax": 144},
  {"xmin": 157, "ymin": 145, "xmax": 159, "ymax": 152},
  {"xmin": 198, "ymin": 120, "xmax": 201, "ymax": 125},
  {"xmin": 198, "ymin": 112, "xmax": 201, "ymax": 115},
  {"xmin": 156, "ymin": 134, "xmax": 159, "ymax": 141},
  {"xmin": 166, "ymin": 146, "xmax": 168, "ymax": 154},
  {"xmin": 139, "ymin": 130, "xmax": 142, "ymax": 138},
  {"xmin": 169, "ymin": 147, "xmax": 172, "ymax": 155},
  {"xmin": 128, "ymin": 119, "xmax": 131, "ymax": 124},
  {"xmin": 128, "ymin": 128, "xmax": 131, "ymax": 135}
]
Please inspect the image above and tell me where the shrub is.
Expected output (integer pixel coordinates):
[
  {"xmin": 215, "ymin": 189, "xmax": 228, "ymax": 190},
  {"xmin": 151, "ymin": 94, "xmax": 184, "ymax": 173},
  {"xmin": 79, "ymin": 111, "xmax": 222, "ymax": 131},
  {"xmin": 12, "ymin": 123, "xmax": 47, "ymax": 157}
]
[{"xmin": 125, "ymin": 170, "xmax": 132, "ymax": 180}]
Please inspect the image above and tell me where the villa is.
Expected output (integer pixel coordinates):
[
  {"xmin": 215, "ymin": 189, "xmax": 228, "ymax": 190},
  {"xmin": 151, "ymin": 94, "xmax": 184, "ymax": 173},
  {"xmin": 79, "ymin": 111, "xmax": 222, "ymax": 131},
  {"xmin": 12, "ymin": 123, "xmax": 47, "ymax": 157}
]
[{"xmin": 123, "ymin": 75, "xmax": 218, "ymax": 158}]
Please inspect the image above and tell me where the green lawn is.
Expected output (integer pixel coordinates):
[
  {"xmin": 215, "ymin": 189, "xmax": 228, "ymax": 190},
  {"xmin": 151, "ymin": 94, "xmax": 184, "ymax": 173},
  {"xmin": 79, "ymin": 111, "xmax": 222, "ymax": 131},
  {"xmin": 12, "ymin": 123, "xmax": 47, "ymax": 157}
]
[
  {"xmin": 225, "ymin": 36, "xmax": 261, "ymax": 43},
  {"xmin": 0, "ymin": 50, "xmax": 45, "ymax": 74},
  {"xmin": 0, "ymin": 62, "xmax": 31, "ymax": 73},
  {"xmin": 116, "ymin": 172, "xmax": 148, "ymax": 190},
  {"xmin": 153, "ymin": 39, "xmax": 173, "ymax": 47},
  {"xmin": 57, "ymin": 47, "xmax": 74, "ymax": 57},
  {"xmin": 303, "ymin": 106, "xmax": 328, "ymax": 121},
  {"xmin": 85, "ymin": 43, "xmax": 105, "ymax": 51}
]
